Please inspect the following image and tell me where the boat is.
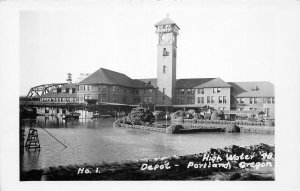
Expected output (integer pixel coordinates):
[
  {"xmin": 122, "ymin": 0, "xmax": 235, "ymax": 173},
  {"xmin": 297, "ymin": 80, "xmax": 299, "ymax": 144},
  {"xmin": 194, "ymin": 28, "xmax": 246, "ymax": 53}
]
[
  {"xmin": 92, "ymin": 113, "xmax": 111, "ymax": 119},
  {"xmin": 62, "ymin": 112, "xmax": 80, "ymax": 120}
]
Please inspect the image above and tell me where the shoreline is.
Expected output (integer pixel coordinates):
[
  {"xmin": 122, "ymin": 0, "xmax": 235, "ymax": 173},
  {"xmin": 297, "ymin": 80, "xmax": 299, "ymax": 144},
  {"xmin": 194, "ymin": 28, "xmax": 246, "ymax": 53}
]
[
  {"xmin": 114, "ymin": 119, "xmax": 275, "ymax": 134},
  {"xmin": 20, "ymin": 143, "xmax": 275, "ymax": 181}
]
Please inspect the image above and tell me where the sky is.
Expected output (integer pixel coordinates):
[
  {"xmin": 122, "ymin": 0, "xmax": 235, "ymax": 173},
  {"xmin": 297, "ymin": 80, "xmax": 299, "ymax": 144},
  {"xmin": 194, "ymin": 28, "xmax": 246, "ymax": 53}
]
[{"xmin": 19, "ymin": 1, "xmax": 300, "ymax": 95}]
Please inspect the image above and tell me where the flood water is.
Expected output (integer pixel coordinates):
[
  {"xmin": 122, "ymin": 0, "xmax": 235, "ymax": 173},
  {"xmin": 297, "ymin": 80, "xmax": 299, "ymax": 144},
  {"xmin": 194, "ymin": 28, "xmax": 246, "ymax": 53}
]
[{"xmin": 21, "ymin": 116, "xmax": 274, "ymax": 171}]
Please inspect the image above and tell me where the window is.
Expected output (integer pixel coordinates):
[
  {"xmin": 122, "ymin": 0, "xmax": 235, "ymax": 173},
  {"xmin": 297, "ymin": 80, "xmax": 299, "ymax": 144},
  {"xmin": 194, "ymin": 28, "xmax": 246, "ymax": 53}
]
[
  {"xmin": 207, "ymin": 96, "xmax": 211, "ymax": 103},
  {"xmin": 163, "ymin": 88, "xmax": 166, "ymax": 94},
  {"xmin": 144, "ymin": 97, "xmax": 148, "ymax": 102},
  {"xmin": 213, "ymin": 88, "xmax": 221, "ymax": 93},
  {"xmin": 72, "ymin": 88, "xmax": 76, "ymax": 94},
  {"xmin": 250, "ymin": 98, "xmax": 254, "ymax": 104},
  {"xmin": 254, "ymin": 98, "xmax": 258, "ymax": 104},
  {"xmin": 272, "ymin": 98, "xmax": 275, "ymax": 104},
  {"xmin": 191, "ymin": 89, "xmax": 194, "ymax": 94},
  {"xmin": 101, "ymin": 94, "xmax": 106, "ymax": 102},
  {"xmin": 218, "ymin": 96, "xmax": 222, "ymax": 104},
  {"xmin": 267, "ymin": 98, "xmax": 272, "ymax": 104},
  {"xmin": 197, "ymin": 88, "xmax": 204, "ymax": 94},
  {"xmin": 112, "ymin": 94, "xmax": 119, "ymax": 102},
  {"xmin": 79, "ymin": 85, "xmax": 84, "ymax": 91},
  {"xmin": 197, "ymin": 97, "xmax": 201, "ymax": 104},
  {"xmin": 65, "ymin": 88, "xmax": 69, "ymax": 93},
  {"xmin": 187, "ymin": 89, "xmax": 191, "ymax": 94},
  {"xmin": 163, "ymin": 65, "xmax": 166, "ymax": 73},
  {"xmin": 84, "ymin": 94, "xmax": 91, "ymax": 100},
  {"xmin": 187, "ymin": 97, "xmax": 191, "ymax": 103},
  {"xmin": 149, "ymin": 97, "xmax": 152, "ymax": 103},
  {"xmin": 240, "ymin": 98, "xmax": 245, "ymax": 104},
  {"xmin": 201, "ymin": 97, "xmax": 204, "ymax": 104},
  {"xmin": 144, "ymin": 89, "xmax": 147, "ymax": 94},
  {"xmin": 211, "ymin": 96, "xmax": 215, "ymax": 103},
  {"xmin": 264, "ymin": 108, "xmax": 270, "ymax": 117},
  {"xmin": 223, "ymin": 96, "xmax": 227, "ymax": 104},
  {"xmin": 163, "ymin": 48, "xmax": 169, "ymax": 56},
  {"xmin": 57, "ymin": 88, "xmax": 61, "ymax": 93},
  {"xmin": 179, "ymin": 89, "xmax": 185, "ymax": 95},
  {"xmin": 112, "ymin": 86, "xmax": 117, "ymax": 92},
  {"xmin": 83, "ymin": 85, "xmax": 91, "ymax": 91},
  {"xmin": 99, "ymin": 85, "xmax": 102, "ymax": 91},
  {"xmin": 149, "ymin": 89, "xmax": 152, "ymax": 93},
  {"xmin": 236, "ymin": 98, "xmax": 240, "ymax": 104}
]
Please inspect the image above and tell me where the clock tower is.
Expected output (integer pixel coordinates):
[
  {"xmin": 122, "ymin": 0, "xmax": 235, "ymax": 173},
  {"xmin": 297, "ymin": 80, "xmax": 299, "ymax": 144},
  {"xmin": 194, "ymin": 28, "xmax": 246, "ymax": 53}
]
[{"xmin": 155, "ymin": 15, "xmax": 180, "ymax": 104}]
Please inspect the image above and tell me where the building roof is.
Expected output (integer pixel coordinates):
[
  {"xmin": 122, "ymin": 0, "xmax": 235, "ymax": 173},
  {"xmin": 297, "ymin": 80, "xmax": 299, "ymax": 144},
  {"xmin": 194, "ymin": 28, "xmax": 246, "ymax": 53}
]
[
  {"xmin": 194, "ymin": 78, "xmax": 231, "ymax": 88},
  {"xmin": 175, "ymin": 78, "xmax": 215, "ymax": 89},
  {"xmin": 79, "ymin": 68, "xmax": 155, "ymax": 89},
  {"xmin": 228, "ymin": 81, "xmax": 274, "ymax": 97},
  {"xmin": 154, "ymin": 16, "xmax": 180, "ymax": 29}
]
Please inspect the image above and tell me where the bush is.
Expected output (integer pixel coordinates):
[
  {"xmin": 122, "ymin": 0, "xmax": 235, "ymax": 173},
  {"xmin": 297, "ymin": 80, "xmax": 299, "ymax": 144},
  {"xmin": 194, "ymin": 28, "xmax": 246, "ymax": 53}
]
[
  {"xmin": 217, "ymin": 110, "xmax": 225, "ymax": 120},
  {"xmin": 226, "ymin": 124, "xmax": 240, "ymax": 133},
  {"xmin": 123, "ymin": 107, "xmax": 156, "ymax": 125},
  {"xmin": 204, "ymin": 113, "xmax": 211, "ymax": 120},
  {"xmin": 177, "ymin": 117, "xmax": 184, "ymax": 122},
  {"xmin": 166, "ymin": 125, "xmax": 184, "ymax": 134}
]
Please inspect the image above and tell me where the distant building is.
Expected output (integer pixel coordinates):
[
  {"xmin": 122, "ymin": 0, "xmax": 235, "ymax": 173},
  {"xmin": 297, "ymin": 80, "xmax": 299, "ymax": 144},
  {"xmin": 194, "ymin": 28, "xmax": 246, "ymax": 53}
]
[
  {"xmin": 39, "ymin": 83, "xmax": 77, "ymax": 103},
  {"xmin": 76, "ymin": 68, "xmax": 157, "ymax": 105},
  {"xmin": 228, "ymin": 81, "xmax": 275, "ymax": 118}
]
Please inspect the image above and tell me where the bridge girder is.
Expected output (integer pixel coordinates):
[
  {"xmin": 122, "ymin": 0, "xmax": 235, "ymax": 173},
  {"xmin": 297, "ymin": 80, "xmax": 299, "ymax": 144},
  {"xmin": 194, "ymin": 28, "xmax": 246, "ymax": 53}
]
[{"xmin": 24, "ymin": 83, "xmax": 68, "ymax": 108}]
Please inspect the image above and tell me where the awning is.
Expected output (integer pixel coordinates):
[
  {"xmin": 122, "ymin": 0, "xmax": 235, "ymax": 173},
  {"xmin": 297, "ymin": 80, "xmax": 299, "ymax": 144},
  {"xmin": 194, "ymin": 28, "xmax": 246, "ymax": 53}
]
[
  {"xmin": 172, "ymin": 104, "xmax": 207, "ymax": 108},
  {"xmin": 98, "ymin": 102, "xmax": 131, "ymax": 106},
  {"xmin": 223, "ymin": 110, "xmax": 259, "ymax": 115}
]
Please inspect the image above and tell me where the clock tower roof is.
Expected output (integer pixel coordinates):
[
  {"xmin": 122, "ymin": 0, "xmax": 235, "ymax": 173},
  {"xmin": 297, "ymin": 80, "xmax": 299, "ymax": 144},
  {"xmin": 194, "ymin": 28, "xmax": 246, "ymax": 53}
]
[{"xmin": 154, "ymin": 16, "xmax": 180, "ymax": 29}]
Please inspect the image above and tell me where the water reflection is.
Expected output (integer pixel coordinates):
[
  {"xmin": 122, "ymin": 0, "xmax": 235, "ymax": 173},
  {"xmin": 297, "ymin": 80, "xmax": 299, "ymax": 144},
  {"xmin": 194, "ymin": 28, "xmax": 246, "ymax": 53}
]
[{"xmin": 21, "ymin": 116, "xmax": 274, "ymax": 171}]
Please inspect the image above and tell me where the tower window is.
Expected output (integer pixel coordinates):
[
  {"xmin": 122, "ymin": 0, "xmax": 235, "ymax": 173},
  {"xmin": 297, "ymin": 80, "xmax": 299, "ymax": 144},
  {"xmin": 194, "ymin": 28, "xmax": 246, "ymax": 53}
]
[
  {"xmin": 163, "ymin": 65, "xmax": 166, "ymax": 73},
  {"xmin": 163, "ymin": 48, "xmax": 169, "ymax": 56}
]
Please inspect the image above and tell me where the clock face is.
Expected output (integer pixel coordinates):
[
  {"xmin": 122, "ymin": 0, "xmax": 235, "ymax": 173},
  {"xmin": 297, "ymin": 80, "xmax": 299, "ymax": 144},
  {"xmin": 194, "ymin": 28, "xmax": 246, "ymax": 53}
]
[{"xmin": 161, "ymin": 33, "xmax": 172, "ymax": 44}]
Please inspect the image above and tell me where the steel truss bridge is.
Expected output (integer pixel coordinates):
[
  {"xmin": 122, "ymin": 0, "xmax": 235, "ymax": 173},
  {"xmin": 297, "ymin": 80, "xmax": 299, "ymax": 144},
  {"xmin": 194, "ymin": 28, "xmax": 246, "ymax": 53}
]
[{"xmin": 23, "ymin": 83, "xmax": 68, "ymax": 108}]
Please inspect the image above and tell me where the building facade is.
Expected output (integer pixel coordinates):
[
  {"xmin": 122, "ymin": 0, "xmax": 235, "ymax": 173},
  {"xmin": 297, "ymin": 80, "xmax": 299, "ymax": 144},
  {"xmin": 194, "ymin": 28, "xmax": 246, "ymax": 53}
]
[
  {"xmin": 36, "ymin": 16, "xmax": 275, "ymax": 119},
  {"xmin": 76, "ymin": 68, "xmax": 157, "ymax": 105}
]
